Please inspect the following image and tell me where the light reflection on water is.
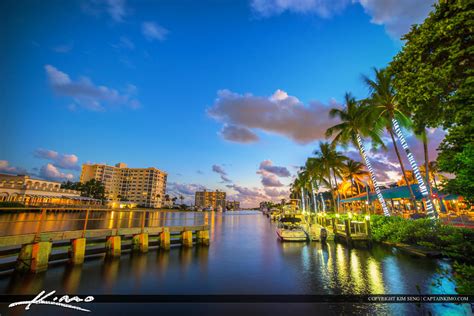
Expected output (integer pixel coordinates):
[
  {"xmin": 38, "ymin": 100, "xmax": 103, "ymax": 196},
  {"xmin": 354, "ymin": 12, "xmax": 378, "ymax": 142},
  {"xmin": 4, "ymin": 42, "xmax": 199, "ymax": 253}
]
[{"xmin": 0, "ymin": 211, "xmax": 469, "ymax": 315}]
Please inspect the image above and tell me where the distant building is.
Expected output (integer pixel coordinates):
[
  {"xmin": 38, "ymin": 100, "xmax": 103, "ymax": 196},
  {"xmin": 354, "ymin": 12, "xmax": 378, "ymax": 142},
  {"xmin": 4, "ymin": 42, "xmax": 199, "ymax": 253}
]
[
  {"xmin": 0, "ymin": 174, "xmax": 100, "ymax": 206},
  {"xmin": 195, "ymin": 190, "xmax": 226, "ymax": 210},
  {"xmin": 226, "ymin": 200, "xmax": 240, "ymax": 211},
  {"xmin": 80, "ymin": 162, "xmax": 167, "ymax": 208}
]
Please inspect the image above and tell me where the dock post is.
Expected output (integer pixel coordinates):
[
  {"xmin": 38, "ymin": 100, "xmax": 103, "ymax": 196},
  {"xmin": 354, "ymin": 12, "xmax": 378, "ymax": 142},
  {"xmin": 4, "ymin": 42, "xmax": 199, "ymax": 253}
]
[
  {"xmin": 181, "ymin": 230, "xmax": 193, "ymax": 248},
  {"xmin": 106, "ymin": 236, "xmax": 121, "ymax": 257},
  {"xmin": 197, "ymin": 230, "xmax": 210, "ymax": 246},
  {"xmin": 344, "ymin": 219, "xmax": 352, "ymax": 247},
  {"xmin": 16, "ymin": 241, "xmax": 52, "ymax": 273},
  {"xmin": 365, "ymin": 217, "xmax": 372, "ymax": 247},
  {"xmin": 160, "ymin": 228, "xmax": 170, "ymax": 250},
  {"xmin": 70, "ymin": 238, "xmax": 86, "ymax": 264},
  {"xmin": 132, "ymin": 233, "xmax": 149, "ymax": 253}
]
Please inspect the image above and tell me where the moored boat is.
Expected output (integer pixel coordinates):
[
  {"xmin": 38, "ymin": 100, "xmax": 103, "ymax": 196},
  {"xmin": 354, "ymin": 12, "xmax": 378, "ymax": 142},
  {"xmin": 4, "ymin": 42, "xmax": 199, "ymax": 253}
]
[{"xmin": 276, "ymin": 217, "xmax": 307, "ymax": 241}]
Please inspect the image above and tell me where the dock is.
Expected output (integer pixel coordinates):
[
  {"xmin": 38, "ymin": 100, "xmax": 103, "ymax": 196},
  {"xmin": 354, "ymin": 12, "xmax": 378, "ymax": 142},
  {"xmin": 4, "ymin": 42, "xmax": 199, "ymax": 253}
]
[{"xmin": 0, "ymin": 208, "xmax": 210, "ymax": 273}]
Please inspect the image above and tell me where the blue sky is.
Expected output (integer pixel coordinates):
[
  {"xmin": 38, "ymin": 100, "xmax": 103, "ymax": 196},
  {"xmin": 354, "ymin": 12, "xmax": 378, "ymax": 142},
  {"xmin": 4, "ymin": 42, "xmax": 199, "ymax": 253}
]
[{"xmin": 0, "ymin": 0, "xmax": 439, "ymax": 206}]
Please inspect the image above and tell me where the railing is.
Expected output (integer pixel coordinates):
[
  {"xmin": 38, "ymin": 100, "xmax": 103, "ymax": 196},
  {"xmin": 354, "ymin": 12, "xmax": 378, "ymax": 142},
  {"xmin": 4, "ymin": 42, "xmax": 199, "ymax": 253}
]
[{"xmin": 0, "ymin": 208, "xmax": 209, "ymax": 238}]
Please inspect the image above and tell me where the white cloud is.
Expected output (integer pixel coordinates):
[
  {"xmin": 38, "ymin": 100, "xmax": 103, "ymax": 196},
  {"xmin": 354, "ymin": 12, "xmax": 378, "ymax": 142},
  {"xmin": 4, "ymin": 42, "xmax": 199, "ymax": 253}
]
[
  {"xmin": 142, "ymin": 22, "xmax": 169, "ymax": 41},
  {"xmin": 259, "ymin": 160, "xmax": 291, "ymax": 177},
  {"xmin": 81, "ymin": 0, "xmax": 127, "ymax": 22},
  {"xmin": 250, "ymin": 0, "xmax": 436, "ymax": 38},
  {"xmin": 220, "ymin": 125, "xmax": 259, "ymax": 143},
  {"xmin": 52, "ymin": 41, "xmax": 74, "ymax": 53},
  {"xmin": 39, "ymin": 164, "xmax": 75, "ymax": 181},
  {"xmin": 212, "ymin": 164, "xmax": 232, "ymax": 183},
  {"xmin": 33, "ymin": 149, "xmax": 80, "ymax": 171},
  {"xmin": 208, "ymin": 89, "xmax": 338, "ymax": 144},
  {"xmin": 45, "ymin": 64, "xmax": 140, "ymax": 111},
  {"xmin": 0, "ymin": 160, "xmax": 27, "ymax": 175}
]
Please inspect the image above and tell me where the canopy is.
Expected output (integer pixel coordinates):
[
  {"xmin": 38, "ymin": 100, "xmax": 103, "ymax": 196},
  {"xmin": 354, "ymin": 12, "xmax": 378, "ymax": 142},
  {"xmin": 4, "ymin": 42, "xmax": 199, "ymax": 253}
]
[
  {"xmin": 279, "ymin": 217, "xmax": 301, "ymax": 223},
  {"xmin": 340, "ymin": 184, "xmax": 454, "ymax": 203}
]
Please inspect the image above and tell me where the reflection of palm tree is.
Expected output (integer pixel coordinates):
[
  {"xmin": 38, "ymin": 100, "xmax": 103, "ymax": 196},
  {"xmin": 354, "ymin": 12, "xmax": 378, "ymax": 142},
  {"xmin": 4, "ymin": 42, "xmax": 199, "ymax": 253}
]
[{"xmin": 363, "ymin": 68, "xmax": 418, "ymax": 211}]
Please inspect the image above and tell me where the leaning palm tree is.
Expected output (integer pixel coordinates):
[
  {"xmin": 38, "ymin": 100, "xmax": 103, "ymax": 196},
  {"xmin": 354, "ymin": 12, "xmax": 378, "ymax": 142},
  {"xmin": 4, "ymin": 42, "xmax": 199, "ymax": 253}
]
[
  {"xmin": 305, "ymin": 157, "xmax": 331, "ymax": 213},
  {"xmin": 326, "ymin": 92, "xmax": 391, "ymax": 216},
  {"xmin": 362, "ymin": 68, "xmax": 422, "ymax": 211}
]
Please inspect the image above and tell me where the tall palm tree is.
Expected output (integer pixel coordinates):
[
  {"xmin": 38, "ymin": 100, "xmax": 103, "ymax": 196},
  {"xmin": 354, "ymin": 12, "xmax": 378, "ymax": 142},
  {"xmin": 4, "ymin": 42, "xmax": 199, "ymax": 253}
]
[
  {"xmin": 362, "ymin": 68, "xmax": 420, "ymax": 211},
  {"xmin": 305, "ymin": 157, "xmax": 329, "ymax": 213},
  {"xmin": 342, "ymin": 159, "xmax": 370, "ymax": 195},
  {"xmin": 326, "ymin": 92, "xmax": 391, "ymax": 216},
  {"xmin": 313, "ymin": 142, "xmax": 347, "ymax": 213}
]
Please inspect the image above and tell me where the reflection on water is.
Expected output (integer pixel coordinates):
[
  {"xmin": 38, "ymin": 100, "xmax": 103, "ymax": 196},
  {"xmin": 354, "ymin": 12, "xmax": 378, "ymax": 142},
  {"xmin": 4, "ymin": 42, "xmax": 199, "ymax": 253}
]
[{"xmin": 0, "ymin": 211, "xmax": 469, "ymax": 315}]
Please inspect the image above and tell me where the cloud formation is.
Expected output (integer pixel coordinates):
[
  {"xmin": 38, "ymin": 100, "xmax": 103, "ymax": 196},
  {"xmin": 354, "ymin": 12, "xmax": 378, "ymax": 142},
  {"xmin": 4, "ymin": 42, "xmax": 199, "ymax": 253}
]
[
  {"xmin": 212, "ymin": 164, "xmax": 232, "ymax": 183},
  {"xmin": 0, "ymin": 160, "xmax": 27, "ymax": 175},
  {"xmin": 45, "ymin": 65, "xmax": 140, "ymax": 111},
  {"xmin": 208, "ymin": 89, "xmax": 338, "ymax": 144},
  {"xmin": 142, "ymin": 22, "xmax": 169, "ymax": 41},
  {"xmin": 34, "ymin": 149, "xmax": 80, "ymax": 171},
  {"xmin": 39, "ymin": 164, "xmax": 75, "ymax": 181},
  {"xmin": 250, "ymin": 0, "xmax": 435, "ymax": 38},
  {"xmin": 166, "ymin": 182, "xmax": 206, "ymax": 204},
  {"xmin": 220, "ymin": 124, "xmax": 259, "ymax": 143},
  {"xmin": 81, "ymin": 0, "xmax": 127, "ymax": 22},
  {"xmin": 259, "ymin": 160, "xmax": 291, "ymax": 177}
]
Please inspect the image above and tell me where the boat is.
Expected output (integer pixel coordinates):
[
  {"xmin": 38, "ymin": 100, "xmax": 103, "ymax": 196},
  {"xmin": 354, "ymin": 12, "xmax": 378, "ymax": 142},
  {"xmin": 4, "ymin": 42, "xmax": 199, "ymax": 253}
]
[
  {"xmin": 276, "ymin": 217, "xmax": 308, "ymax": 241},
  {"xmin": 269, "ymin": 208, "xmax": 281, "ymax": 221}
]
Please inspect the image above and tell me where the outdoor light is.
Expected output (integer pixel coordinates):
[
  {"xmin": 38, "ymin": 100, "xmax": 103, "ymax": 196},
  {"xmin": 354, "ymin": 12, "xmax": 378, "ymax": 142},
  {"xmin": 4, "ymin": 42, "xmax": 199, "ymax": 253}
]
[
  {"xmin": 356, "ymin": 134, "xmax": 390, "ymax": 216},
  {"xmin": 348, "ymin": 212, "xmax": 353, "ymax": 219},
  {"xmin": 365, "ymin": 215, "xmax": 370, "ymax": 221},
  {"xmin": 392, "ymin": 119, "xmax": 437, "ymax": 220},
  {"xmin": 365, "ymin": 201, "xmax": 369, "ymax": 205},
  {"xmin": 336, "ymin": 214, "xmax": 340, "ymax": 218}
]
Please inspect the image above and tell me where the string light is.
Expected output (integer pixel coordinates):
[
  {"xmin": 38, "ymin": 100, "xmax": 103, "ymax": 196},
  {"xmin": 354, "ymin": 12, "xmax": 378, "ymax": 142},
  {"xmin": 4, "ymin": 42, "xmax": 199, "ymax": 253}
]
[
  {"xmin": 392, "ymin": 119, "xmax": 437, "ymax": 219},
  {"xmin": 356, "ymin": 134, "xmax": 390, "ymax": 216}
]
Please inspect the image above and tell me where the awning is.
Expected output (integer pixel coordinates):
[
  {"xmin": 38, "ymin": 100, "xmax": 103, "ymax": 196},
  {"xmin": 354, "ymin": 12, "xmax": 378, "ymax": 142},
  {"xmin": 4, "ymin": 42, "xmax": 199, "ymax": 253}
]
[{"xmin": 341, "ymin": 184, "xmax": 446, "ymax": 203}]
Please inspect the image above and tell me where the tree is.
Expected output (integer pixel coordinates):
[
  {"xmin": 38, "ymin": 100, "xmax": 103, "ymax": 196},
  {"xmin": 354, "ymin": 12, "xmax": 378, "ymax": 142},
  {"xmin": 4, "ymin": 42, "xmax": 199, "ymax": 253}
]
[
  {"xmin": 390, "ymin": 0, "xmax": 474, "ymax": 201},
  {"xmin": 325, "ymin": 92, "xmax": 390, "ymax": 215},
  {"xmin": 342, "ymin": 159, "xmax": 369, "ymax": 195},
  {"xmin": 363, "ymin": 67, "xmax": 420, "ymax": 211},
  {"xmin": 80, "ymin": 179, "xmax": 106, "ymax": 201}
]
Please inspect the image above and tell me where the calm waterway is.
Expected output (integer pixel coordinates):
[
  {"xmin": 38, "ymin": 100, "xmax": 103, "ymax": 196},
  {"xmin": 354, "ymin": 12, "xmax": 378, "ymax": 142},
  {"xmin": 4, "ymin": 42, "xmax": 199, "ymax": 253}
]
[{"xmin": 0, "ymin": 211, "xmax": 470, "ymax": 315}]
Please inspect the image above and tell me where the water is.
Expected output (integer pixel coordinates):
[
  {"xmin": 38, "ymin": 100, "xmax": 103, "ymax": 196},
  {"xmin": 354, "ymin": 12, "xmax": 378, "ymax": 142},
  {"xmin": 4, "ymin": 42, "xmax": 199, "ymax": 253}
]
[{"xmin": 0, "ymin": 211, "xmax": 470, "ymax": 315}]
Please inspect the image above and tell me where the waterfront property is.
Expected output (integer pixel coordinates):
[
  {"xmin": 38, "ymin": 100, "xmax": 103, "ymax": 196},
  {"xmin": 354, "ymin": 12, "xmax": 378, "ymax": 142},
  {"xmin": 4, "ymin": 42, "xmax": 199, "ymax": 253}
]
[
  {"xmin": 195, "ymin": 190, "xmax": 226, "ymax": 210},
  {"xmin": 226, "ymin": 200, "xmax": 240, "ymax": 211},
  {"xmin": 0, "ymin": 208, "xmax": 210, "ymax": 273},
  {"xmin": 80, "ymin": 162, "xmax": 167, "ymax": 208},
  {"xmin": 0, "ymin": 174, "xmax": 101, "ymax": 207}
]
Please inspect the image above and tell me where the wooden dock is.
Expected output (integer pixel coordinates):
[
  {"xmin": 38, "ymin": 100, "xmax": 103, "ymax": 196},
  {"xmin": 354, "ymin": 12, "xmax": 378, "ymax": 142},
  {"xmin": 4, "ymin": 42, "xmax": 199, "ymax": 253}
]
[
  {"xmin": 0, "ymin": 208, "xmax": 210, "ymax": 273},
  {"xmin": 316, "ymin": 214, "xmax": 372, "ymax": 247}
]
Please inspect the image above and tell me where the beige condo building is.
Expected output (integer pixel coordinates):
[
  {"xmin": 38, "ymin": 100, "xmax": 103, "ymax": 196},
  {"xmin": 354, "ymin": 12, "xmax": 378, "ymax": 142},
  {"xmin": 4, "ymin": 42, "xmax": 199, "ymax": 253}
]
[
  {"xmin": 195, "ymin": 190, "xmax": 226, "ymax": 210},
  {"xmin": 80, "ymin": 162, "xmax": 167, "ymax": 208}
]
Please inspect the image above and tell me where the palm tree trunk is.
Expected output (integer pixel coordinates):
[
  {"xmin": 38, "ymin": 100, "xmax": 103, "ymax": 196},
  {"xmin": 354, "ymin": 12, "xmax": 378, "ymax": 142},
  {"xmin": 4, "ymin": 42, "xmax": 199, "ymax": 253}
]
[
  {"xmin": 311, "ymin": 180, "xmax": 318, "ymax": 213},
  {"xmin": 422, "ymin": 130, "xmax": 433, "ymax": 196},
  {"xmin": 391, "ymin": 118, "xmax": 437, "ymax": 219},
  {"xmin": 327, "ymin": 169, "xmax": 337, "ymax": 213},
  {"xmin": 388, "ymin": 128, "xmax": 418, "ymax": 212},
  {"xmin": 355, "ymin": 134, "xmax": 390, "ymax": 216},
  {"xmin": 332, "ymin": 168, "xmax": 340, "ymax": 213}
]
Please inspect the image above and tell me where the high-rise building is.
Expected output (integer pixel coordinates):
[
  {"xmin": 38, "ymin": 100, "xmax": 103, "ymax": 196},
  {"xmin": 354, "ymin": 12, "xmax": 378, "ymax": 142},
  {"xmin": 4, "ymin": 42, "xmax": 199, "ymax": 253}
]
[
  {"xmin": 226, "ymin": 200, "xmax": 240, "ymax": 211},
  {"xmin": 80, "ymin": 162, "xmax": 167, "ymax": 208},
  {"xmin": 195, "ymin": 190, "xmax": 226, "ymax": 210}
]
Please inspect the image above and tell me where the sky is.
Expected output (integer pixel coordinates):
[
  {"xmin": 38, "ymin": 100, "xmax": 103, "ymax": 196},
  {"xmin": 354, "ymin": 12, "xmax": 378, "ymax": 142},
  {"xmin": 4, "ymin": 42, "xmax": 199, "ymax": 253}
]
[{"xmin": 0, "ymin": 0, "xmax": 441, "ymax": 207}]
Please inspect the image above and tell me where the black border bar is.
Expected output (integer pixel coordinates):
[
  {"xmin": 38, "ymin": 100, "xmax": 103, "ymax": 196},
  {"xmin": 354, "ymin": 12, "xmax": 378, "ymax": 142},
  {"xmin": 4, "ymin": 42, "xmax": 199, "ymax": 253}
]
[{"xmin": 0, "ymin": 294, "xmax": 472, "ymax": 304}]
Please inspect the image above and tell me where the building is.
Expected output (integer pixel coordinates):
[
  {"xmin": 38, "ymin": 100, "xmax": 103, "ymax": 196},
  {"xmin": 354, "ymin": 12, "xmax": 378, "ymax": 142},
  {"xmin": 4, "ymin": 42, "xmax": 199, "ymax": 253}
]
[
  {"xmin": 195, "ymin": 190, "xmax": 226, "ymax": 210},
  {"xmin": 80, "ymin": 162, "xmax": 167, "ymax": 208},
  {"xmin": 226, "ymin": 200, "xmax": 240, "ymax": 211},
  {"xmin": 0, "ymin": 174, "xmax": 100, "ymax": 206}
]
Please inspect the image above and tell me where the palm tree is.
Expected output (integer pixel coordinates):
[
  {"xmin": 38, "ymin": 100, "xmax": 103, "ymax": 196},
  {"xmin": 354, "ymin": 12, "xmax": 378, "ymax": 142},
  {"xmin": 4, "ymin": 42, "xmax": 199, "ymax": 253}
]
[
  {"xmin": 362, "ymin": 68, "xmax": 420, "ymax": 211},
  {"xmin": 326, "ymin": 92, "xmax": 391, "ymax": 216},
  {"xmin": 313, "ymin": 142, "xmax": 347, "ymax": 213},
  {"xmin": 305, "ymin": 157, "xmax": 329, "ymax": 213},
  {"xmin": 342, "ymin": 159, "xmax": 369, "ymax": 195}
]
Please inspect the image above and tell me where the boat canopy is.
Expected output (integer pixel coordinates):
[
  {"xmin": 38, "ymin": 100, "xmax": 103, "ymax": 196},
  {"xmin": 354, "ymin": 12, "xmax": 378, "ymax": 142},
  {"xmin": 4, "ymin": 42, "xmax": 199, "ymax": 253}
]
[{"xmin": 279, "ymin": 217, "xmax": 301, "ymax": 223}]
